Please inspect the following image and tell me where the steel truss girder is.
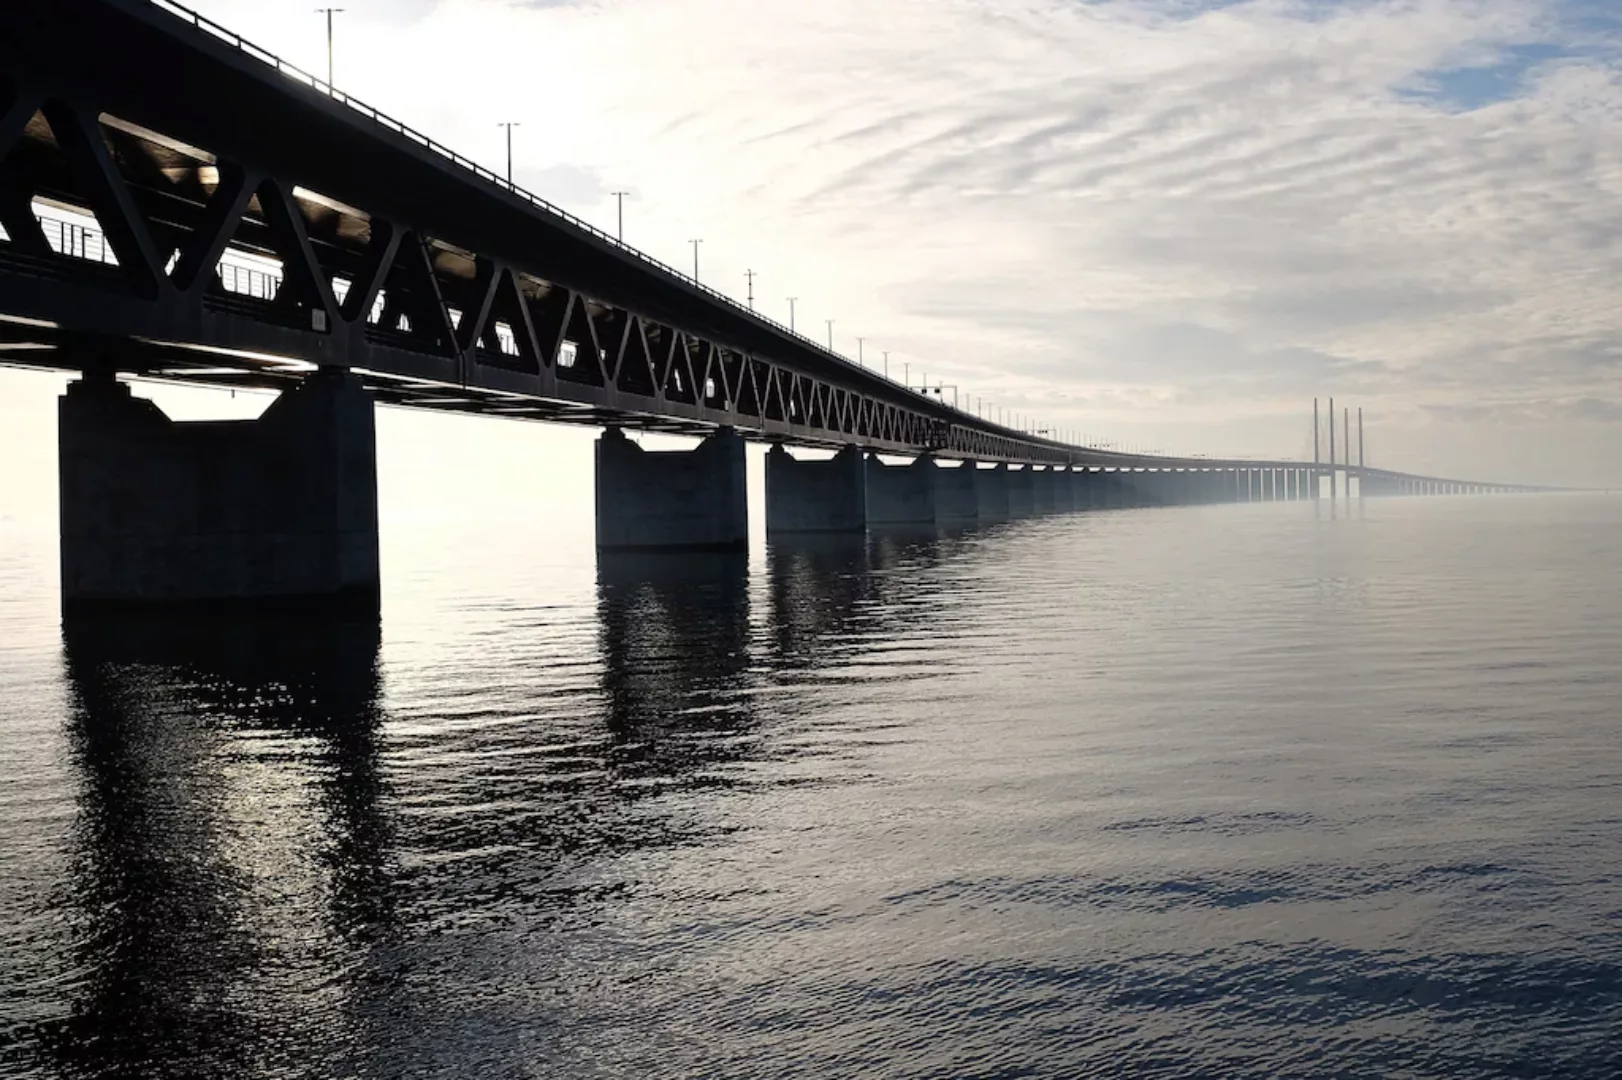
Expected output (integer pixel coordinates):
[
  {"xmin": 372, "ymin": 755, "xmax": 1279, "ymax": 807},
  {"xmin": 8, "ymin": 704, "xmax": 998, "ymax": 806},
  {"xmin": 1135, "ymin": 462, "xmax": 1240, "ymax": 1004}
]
[
  {"xmin": 0, "ymin": 3, "xmax": 1470, "ymax": 479},
  {"xmin": 0, "ymin": 15, "xmax": 1104, "ymax": 465}
]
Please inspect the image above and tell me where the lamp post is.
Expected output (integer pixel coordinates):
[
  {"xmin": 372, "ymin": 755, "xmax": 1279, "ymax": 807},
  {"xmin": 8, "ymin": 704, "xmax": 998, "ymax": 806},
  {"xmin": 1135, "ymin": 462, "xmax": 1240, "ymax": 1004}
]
[
  {"xmin": 496, "ymin": 122, "xmax": 520, "ymax": 185},
  {"xmin": 882, "ymin": 350, "xmax": 889, "ymax": 379},
  {"xmin": 856, "ymin": 336, "xmax": 864, "ymax": 369},
  {"xmin": 744, "ymin": 269, "xmax": 755, "ymax": 310},
  {"xmin": 826, "ymin": 319, "xmax": 834, "ymax": 351},
  {"xmin": 315, "ymin": 7, "xmax": 344, "ymax": 88},
  {"xmin": 610, "ymin": 191, "xmax": 629, "ymax": 241},
  {"xmin": 787, "ymin": 297, "xmax": 797, "ymax": 332},
  {"xmin": 689, "ymin": 239, "xmax": 702, "ymax": 283}
]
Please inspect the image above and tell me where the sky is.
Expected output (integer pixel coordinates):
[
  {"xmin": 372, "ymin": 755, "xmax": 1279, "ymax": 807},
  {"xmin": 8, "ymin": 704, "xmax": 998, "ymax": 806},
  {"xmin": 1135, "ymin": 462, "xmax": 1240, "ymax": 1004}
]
[{"xmin": 4, "ymin": 0, "xmax": 1622, "ymax": 522}]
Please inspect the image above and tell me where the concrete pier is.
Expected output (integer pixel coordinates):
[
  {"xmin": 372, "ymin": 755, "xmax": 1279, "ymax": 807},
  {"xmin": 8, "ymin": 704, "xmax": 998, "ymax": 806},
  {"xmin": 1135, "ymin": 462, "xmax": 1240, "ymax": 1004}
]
[
  {"xmin": 596, "ymin": 426, "xmax": 747, "ymax": 550},
  {"xmin": 977, "ymin": 464, "xmax": 1011, "ymax": 520},
  {"xmin": 1075, "ymin": 468, "xmax": 1097, "ymax": 509},
  {"xmin": 1008, "ymin": 467, "xmax": 1036, "ymax": 517},
  {"xmin": 58, "ymin": 369, "xmax": 380, "ymax": 614},
  {"xmin": 934, "ymin": 461, "xmax": 981, "ymax": 523},
  {"xmin": 1053, "ymin": 468, "xmax": 1078, "ymax": 512},
  {"xmin": 765, "ymin": 444, "xmax": 867, "ymax": 533},
  {"xmin": 866, "ymin": 453, "xmax": 937, "ymax": 525},
  {"xmin": 1031, "ymin": 468, "xmax": 1056, "ymax": 514}
]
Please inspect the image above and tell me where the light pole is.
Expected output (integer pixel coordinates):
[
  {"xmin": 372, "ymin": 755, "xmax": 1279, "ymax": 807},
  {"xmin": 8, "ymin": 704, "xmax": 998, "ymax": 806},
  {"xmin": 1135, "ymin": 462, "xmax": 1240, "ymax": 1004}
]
[
  {"xmin": 744, "ymin": 269, "xmax": 755, "ymax": 310},
  {"xmin": 882, "ymin": 350, "xmax": 889, "ymax": 379},
  {"xmin": 315, "ymin": 8, "xmax": 344, "ymax": 88},
  {"xmin": 826, "ymin": 319, "xmax": 834, "ymax": 351},
  {"xmin": 787, "ymin": 297, "xmax": 797, "ymax": 332},
  {"xmin": 689, "ymin": 239, "xmax": 702, "ymax": 283},
  {"xmin": 856, "ymin": 336, "xmax": 864, "ymax": 369},
  {"xmin": 610, "ymin": 191, "xmax": 629, "ymax": 241},
  {"xmin": 496, "ymin": 122, "xmax": 520, "ymax": 185}
]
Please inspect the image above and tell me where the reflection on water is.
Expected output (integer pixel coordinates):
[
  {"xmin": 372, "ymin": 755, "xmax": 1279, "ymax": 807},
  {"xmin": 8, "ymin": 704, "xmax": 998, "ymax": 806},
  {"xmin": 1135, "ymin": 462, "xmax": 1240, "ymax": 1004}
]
[
  {"xmin": 37, "ymin": 616, "xmax": 387, "ymax": 1077},
  {"xmin": 3, "ymin": 498, "xmax": 1622, "ymax": 1078},
  {"xmin": 597, "ymin": 551, "xmax": 754, "ymax": 781}
]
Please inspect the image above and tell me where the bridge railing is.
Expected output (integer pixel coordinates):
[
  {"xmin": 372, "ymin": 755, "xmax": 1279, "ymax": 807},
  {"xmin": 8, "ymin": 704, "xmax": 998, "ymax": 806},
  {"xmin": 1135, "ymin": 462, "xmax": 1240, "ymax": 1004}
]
[{"xmin": 142, "ymin": 0, "xmax": 982, "ymax": 420}]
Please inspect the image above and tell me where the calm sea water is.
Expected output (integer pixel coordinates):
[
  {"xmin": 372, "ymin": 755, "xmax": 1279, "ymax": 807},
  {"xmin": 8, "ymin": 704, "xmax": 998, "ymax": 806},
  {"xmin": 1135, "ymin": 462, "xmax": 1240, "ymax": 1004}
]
[{"xmin": 2, "ymin": 494, "xmax": 1620, "ymax": 1078}]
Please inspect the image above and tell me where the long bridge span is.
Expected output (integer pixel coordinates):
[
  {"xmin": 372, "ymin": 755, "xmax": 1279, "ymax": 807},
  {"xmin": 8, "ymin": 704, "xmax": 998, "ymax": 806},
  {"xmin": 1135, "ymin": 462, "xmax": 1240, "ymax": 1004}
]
[{"xmin": 0, "ymin": 0, "xmax": 1553, "ymax": 614}]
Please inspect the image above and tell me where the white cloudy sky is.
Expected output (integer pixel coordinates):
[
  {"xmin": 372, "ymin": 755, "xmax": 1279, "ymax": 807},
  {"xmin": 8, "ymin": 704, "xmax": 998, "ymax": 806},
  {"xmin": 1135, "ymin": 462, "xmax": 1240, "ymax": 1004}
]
[{"xmin": 3, "ymin": 0, "xmax": 1621, "ymax": 519}]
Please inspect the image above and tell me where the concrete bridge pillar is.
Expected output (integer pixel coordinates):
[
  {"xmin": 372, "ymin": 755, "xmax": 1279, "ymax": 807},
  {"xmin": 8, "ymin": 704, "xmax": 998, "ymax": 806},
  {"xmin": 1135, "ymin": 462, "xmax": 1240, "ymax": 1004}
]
[
  {"xmin": 596, "ymin": 426, "xmax": 747, "ymax": 550},
  {"xmin": 934, "ymin": 461, "xmax": 981, "ymax": 523},
  {"xmin": 1052, "ymin": 467, "xmax": 1076, "ymax": 512},
  {"xmin": 58, "ymin": 369, "xmax": 380, "ymax": 615},
  {"xmin": 1008, "ymin": 466, "xmax": 1036, "ymax": 517},
  {"xmin": 977, "ymin": 463, "xmax": 1011, "ymax": 520},
  {"xmin": 1076, "ymin": 468, "xmax": 1100, "ymax": 509},
  {"xmin": 1180, "ymin": 467, "xmax": 1206, "ymax": 505},
  {"xmin": 765, "ymin": 444, "xmax": 867, "ymax": 534},
  {"xmin": 1114, "ymin": 470, "xmax": 1139, "ymax": 506},
  {"xmin": 1105, "ymin": 470, "xmax": 1125, "ymax": 506},
  {"xmin": 1137, "ymin": 470, "xmax": 1167, "ymax": 506},
  {"xmin": 1029, "ymin": 468, "xmax": 1051, "ymax": 514},
  {"xmin": 866, "ymin": 453, "xmax": 938, "ymax": 525},
  {"xmin": 1107, "ymin": 469, "xmax": 1133, "ymax": 508},
  {"xmin": 1126, "ymin": 470, "xmax": 1152, "ymax": 506},
  {"xmin": 1177, "ymin": 471, "xmax": 1196, "ymax": 505}
]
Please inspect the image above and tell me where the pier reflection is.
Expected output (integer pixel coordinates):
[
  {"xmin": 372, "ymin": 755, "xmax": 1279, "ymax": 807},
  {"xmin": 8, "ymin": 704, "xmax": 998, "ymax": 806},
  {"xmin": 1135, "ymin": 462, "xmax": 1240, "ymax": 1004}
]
[
  {"xmin": 45, "ymin": 614, "xmax": 389, "ymax": 1079},
  {"xmin": 765, "ymin": 529, "xmax": 960, "ymax": 669},
  {"xmin": 595, "ymin": 551, "xmax": 754, "ymax": 781}
]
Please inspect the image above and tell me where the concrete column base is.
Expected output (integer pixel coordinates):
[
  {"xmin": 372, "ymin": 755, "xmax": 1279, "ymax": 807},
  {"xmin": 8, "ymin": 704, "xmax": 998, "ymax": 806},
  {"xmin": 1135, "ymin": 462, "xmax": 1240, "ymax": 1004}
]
[
  {"xmin": 766, "ymin": 444, "xmax": 867, "ymax": 533},
  {"xmin": 58, "ymin": 369, "xmax": 380, "ymax": 615},
  {"xmin": 1007, "ymin": 467, "xmax": 1036, "ymax": 517},
  {"xmin": 866, "ymin": 453, "xmax": 937, "ymax": 525},
  {"xmin": 934, "ymin": 461, "xmax": 981, "ymax": 523},
  {"xmin": 977, "ymin": 464, "xmax": 1011, "ymax": 520},
  {"xmin": 596, "ymin": 427, "xmax": 748, "ymax": 551}
]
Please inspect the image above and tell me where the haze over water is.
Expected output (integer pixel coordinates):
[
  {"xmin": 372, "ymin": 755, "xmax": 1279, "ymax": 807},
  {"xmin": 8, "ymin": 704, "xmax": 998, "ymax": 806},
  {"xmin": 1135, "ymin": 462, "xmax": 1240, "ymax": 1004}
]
[{"xmin": 3, "ymin": 494, "xmax": 1620, "ymax": 1078}]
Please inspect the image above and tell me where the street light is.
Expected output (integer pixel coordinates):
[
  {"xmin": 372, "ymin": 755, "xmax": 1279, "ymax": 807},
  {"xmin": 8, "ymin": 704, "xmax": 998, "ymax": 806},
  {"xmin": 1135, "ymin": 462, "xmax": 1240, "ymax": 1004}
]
[
  {"xmin": 496, "ymin": 122, "xmax": 520, "ymax": 185},
  {"xmin": 882, "ymin": 350, "xmax": 889, "ymax": 379},
  {"xmin": 744, "ymin": 269, "xmax": 756, "ymax": 310},
  {"xmin": 826, "ymin": 319, "xmax": 834, "ymax": 351},
  {"xmin": 787, "ymin": 297, "xmax": 797, "ymax": 332},
  {"xmin": 315, "ymin": 7, "xmax": 344, "ymax": 88},
  {"xmin": 610, "ymin": 190, "xmax": 629, "ymax": 241},
  {"xmin": 856, "ymin": 336, "xmax": 864, "ymax": 369},
  {"xmin": 689, "ymin": 239, "xmax": 703, "ymax": 283}
]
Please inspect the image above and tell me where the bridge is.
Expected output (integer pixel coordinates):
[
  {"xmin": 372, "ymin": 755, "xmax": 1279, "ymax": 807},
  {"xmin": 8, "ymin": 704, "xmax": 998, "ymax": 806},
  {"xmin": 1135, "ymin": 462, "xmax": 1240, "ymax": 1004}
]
[{"xmin": 0, "ymin": 0, "xmax": 1551, "ymax": 615}]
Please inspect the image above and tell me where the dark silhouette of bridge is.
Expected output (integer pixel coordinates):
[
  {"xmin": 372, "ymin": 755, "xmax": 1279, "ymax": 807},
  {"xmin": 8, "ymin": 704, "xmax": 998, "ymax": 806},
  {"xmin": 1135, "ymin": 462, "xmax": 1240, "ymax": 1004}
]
[{"xmin": 0, "ymin": 0, "xmax": 1558, "ymax": 614}]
